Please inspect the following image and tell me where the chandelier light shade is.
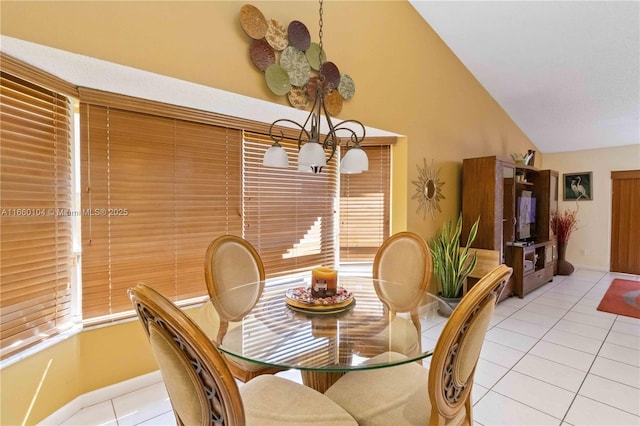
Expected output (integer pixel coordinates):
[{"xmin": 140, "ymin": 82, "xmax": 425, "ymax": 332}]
[
  {"xmin": 340, "ymin": 142, "xmax": 369, "ymax": 174},
  {"xmin": 298, "ymin": 140, "xmax": 327, "ymax": 171},
  {"xmin": 262, "ymin": 141, "xmax": 289, "ymax": 168},
  {"xmin": 263, "ymin": 0, "xmax": 367, "ymax": 174}
]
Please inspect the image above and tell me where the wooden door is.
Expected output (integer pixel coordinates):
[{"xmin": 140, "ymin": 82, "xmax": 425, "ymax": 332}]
[{"xmin": 610, "ymin": 170, "xmax": 640, "ymax": 274}]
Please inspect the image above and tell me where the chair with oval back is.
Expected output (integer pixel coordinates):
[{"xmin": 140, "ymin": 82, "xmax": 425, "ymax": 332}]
[
  {"xmin": 372, "ymin": 231, "xmax": 432, "ymax": 356},
  {"xmin": 129, "ymin": 283, "xmax": 357, "ymax": 426},
  {"xmin": 324, "ymin": 264, "xmax": 513, "ymax": 426},
  {"xmin": 202, "ymin": 234, "xmax": 285, "ymax": 382}
]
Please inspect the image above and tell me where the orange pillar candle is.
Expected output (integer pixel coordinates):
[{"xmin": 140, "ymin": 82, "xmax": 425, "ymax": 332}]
[{"xmin": 312, "ymin": 267, "xmax": 338, "ymax": 298}]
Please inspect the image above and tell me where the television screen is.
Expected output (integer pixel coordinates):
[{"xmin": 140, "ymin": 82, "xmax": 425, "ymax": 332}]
[{"xmin": 517, "ymin": 191, "xmax": 536, "ymax": 240}]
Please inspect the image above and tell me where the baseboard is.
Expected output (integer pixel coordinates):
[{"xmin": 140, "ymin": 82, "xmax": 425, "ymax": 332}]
[
  {"xmin": 572, "ymin": 264, "xmax": 610, "ymax": 272},
  {"xmin": 38, "ymin": 397, "xmax": 82, "ymax": 426},
  {"xmin": 39, "ymin": 370, "xmax": 162, "ymax": 425}
]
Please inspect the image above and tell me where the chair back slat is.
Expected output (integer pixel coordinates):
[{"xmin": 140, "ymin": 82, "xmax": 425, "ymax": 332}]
[
  {"xmin": 204, "ymin": 235, "xmax": 265, "ymax": 321},
  {"xmin": 373, "ymin": 231, "xmax": 432, "ymax": 313},
  {"xmin": 203, "ymin": 235, "xmax": 286, "ymax": 382},
  {"xmin": 428, "ymin": 264, "xmax": 513, "ymax": 421},
  {"xmin": 129, "ymin": 283, "xmax": 246, "ymax": 426}
]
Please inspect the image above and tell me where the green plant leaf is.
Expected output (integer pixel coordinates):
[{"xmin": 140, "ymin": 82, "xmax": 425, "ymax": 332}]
[{"xmin": 429, "ymin": 214, "xmax": 480, "ymax": 298}]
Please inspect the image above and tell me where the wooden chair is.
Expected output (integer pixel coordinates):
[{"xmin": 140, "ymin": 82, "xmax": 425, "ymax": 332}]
[
  {"xmin": 372, "ymin": 231, "xmax": 432, "ymax": 356},
  {"xmin": 203, "ymin": 234, "xmax": 284, "ymax": 382},
  {"xmin": 324, "ymin": 264, "xmax": 513, "ymax": 426},
  {"xmin": 128, "ymin": 283, "xmax": 357, "ymax": 426}
]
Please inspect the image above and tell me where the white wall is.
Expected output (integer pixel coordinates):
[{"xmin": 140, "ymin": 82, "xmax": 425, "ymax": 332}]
[{"xmin": 542, "ymin": 145, "xmax": 640, "ymax": 270}]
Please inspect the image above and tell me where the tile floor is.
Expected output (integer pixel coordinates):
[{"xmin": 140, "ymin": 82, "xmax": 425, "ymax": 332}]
[{"xmin": 49, "ymin": 269, "xmax": 639, "ymax": 426}]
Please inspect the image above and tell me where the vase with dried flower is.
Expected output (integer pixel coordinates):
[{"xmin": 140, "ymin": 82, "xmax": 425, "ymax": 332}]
[{"xmin": 551, "ymin": 209, "xmax": 579, "ymax": 275}]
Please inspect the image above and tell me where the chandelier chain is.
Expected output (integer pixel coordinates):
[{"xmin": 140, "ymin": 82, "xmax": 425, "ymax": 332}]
[
  {"xmin": 264, "ymin": 0, "xmax": 368, "ymax": 174},
  {"xmin": 318, "ymin": 0, "xmax": 324, "ymax": 53}
]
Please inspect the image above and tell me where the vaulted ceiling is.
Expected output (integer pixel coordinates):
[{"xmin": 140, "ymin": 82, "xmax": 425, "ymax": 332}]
[{"xmin": 409, "ymin": 1, "xmax": 640, "ymax": 154}]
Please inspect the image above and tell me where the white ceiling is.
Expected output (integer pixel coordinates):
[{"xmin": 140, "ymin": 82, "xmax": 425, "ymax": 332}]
[{"xmin": 409, "ymin": 0, "xmax": 640, "ymax": 154}]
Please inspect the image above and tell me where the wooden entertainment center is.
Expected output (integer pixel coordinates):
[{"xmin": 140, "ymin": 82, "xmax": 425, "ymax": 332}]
[{"xmin": 461, "ymin": 156, "xmax": 559, "ymax": 300}]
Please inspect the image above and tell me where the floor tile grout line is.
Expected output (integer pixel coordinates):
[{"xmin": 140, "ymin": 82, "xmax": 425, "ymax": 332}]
[
  {"xmin": 558, "ymin": 309, "xmax": 620, "ymax": 426},
  {"xmin": 131, "ymin": 408, "xmax": 174, "ymax": 426},
  {"xmin": 476, "ymin": 299, "xmax": 556, "ymax": 419},
  {"xmin": 558, "ymin": 273, "xmax": 640, "ymax": 423},
  {"xmin": 586, "ymin": 366, "xmax": 640, "ymax": 391},
  {"xmin": 488, "ymin": 385, "xmax": 567, "ymax": 422},
  {"xmin": 481, "ymin": 274, "xmax": 610, "ymax": 424},
  {"xmin": 496, "ymin": 277, "xmax": 615, "ymax": 350},
  {"xmin": 596, "ymin": 342, "xmax": 640, "ymax": 368},
  {"xmin": 570, "ymin": 393, "xmax": 640, "ymax": 419},
  {"xmin": 558, "ymin": 315, "xmax": 639, "ymax": 338},
  {"xmin": 541, "ymin": 275, "xmax": 632, "ymax": 423},
  {"xmin": 54, "ymin": 270, "xmax": 638, "ymax": 426},
  {"xmin": 110, "ymin": 399, "xmax": 119, "ymax": 426},
  {"xmin": 486, "ymin": 282, "xmax": 602, "ymax": 356}
]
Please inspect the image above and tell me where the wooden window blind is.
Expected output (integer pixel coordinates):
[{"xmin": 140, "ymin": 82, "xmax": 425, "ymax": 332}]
[
  {"xmin": 340, "ymin": 145, "xmax": 391, "ymax": 262},
  {"xmin": 0, "ymin": 72, "xmax": 73, "ymax": 360},
  {"xmin": 243, "ymin": 132, "xmax": 337, "ymax": 277},
  {"xmin": 80, "ymin": 103, "xmax": 242, "ymax": 322}
]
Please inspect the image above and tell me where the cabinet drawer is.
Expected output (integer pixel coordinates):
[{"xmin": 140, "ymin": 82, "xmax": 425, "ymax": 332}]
[{"xmin": 523, "ymin": 266, "xmax": 553, "ymax": 293}]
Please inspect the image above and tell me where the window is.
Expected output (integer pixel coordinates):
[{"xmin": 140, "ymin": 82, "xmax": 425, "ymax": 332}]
[
  {"xmin": 340, "ymin": 145, "xmax": 391, "ymax": 264},
  {"xmin": 0, "ymin": 72, "xmax": 74, "ymax": 360},
  {"xmin": 1, "ymin": 55, "xmax": 396, "ymax": 358},
  {"xmin": 80, "ymin": 102, "xmax": 242, "ymax": 323},
  {"xmin": 243, "ymin": 132, "xmax": 337, "ymax": 278}
]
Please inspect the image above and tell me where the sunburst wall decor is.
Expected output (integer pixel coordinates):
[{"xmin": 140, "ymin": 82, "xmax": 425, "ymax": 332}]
[{"xmin": 411, "ymin": 158, "xmax": 445, "ymax": 220}]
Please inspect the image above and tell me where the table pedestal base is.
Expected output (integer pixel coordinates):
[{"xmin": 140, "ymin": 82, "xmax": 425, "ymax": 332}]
[{"xmin": 301, "ymin": 371, "xmax": 345, "ymax": 393}]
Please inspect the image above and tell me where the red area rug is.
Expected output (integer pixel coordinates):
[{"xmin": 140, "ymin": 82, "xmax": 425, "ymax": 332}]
[{"xmin": 597, "ymin": 279, "xmax": 640, "ymax": 319}]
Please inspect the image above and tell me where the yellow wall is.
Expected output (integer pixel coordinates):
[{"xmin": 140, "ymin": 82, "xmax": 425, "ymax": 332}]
[
  {"xmin": 0, "ymin": 0, "xmax": 536, "ymax": 236},
  {"xmin": 0, "ymin": 1, "xmax": 536, "ymax": 423},
  {"xmin": 0, "ymin": 321, "xmax": 157, "ymax": 425},
  {"xmin": 542, "ymin": 145, "xmax": 640, "ymax": 270},
  {"xmin": 1, "ymin": 336, "xmax": 80, "ymax": 426}
]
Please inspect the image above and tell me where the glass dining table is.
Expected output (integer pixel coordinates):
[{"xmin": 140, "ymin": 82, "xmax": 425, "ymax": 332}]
[{"xmin": 198, "ymin": 275, "xmax": 453, "ymax": 392}]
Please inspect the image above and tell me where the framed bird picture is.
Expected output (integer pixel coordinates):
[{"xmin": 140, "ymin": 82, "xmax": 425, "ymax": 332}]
[{"xmin": 563, "ymin": 172, "xmax": 593, "ymax": 201}]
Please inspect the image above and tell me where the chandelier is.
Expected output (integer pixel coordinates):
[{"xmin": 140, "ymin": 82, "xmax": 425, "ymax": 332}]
[{"xmin": 262, "ymin": 0, "xmax": 368, "ymax": 174}]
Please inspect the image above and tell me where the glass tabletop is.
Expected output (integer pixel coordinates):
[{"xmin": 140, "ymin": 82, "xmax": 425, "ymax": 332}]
[{"xmin": 202, "ymin": 275, "xmax": 453, "ymax": 372}]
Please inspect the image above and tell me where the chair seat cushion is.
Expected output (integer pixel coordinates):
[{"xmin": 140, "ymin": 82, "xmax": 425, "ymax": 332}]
[
  {"xmin": 325, "ymin": 352, "xmax": 465, "ymax": 426},
  {"xmin": 241, "ymin": 375, "xmax": 357, "ymax": 426}
]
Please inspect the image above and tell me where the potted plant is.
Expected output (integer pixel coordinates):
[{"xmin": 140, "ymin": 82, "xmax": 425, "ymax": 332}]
[
  {"xmin": 429, "ymin": 214, "xmax": 480, "ymax": 312},
  {"xmin": 551, "ymin": 208, "xmax": 579, "ymax": 275}
]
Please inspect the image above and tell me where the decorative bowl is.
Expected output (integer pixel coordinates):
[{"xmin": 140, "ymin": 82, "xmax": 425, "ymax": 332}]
[{"xmin": 511, "ymin": 153, "xmax": 526, "ymax": 164}]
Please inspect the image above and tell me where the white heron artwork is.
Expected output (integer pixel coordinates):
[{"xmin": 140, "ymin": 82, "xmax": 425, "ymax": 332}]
[
  {"xmin": 571, "ymin": 177, "xmax": 588, "ymax": 199},
  {"xmin": 564, "ymin": 172, "xmax": 592, "ymax": 201}
]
